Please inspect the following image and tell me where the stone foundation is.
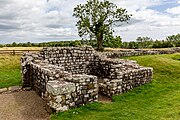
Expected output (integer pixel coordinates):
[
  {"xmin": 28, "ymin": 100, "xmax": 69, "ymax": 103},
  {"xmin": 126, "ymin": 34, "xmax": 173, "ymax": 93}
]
[{"xmin": 21, "ymin": 46, "xmax": 153, "ymax": 112}]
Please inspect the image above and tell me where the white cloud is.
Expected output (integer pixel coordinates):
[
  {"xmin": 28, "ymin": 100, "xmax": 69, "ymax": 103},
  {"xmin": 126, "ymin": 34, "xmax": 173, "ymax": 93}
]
[
  {"xmin": 0, "ymin": 0, "xmax": 179, "ymax": 44},
  {"xmin": 110, "ymin": 0, "xmax": 164, "ymax": 12},
  {"xmin": 111, "ymin": 0, "xmax": 180, "ymax": 41},
  {"xmin": 0, "ymin": 0, "xmax": 81, "ymax": 44},
  {"xmin": 166, "ymin": 6, "xmax": 180, "ymax": 15}
]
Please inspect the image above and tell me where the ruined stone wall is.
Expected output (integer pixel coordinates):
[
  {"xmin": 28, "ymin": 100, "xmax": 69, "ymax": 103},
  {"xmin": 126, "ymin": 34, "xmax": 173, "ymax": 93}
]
[
  {"xmin": 21, "ymin": 55, "xmax": 98, "ymax": 112},
  {"xmin": 103, "ymin": 47, "xmax": 180, "ymax": 58},
  {"xmin": 30, "ymin": 63, "xmax": 66, "ymax": 96},
  {"xmin": 98, "ymin": 67, "xmax": 152, "ymax": 96},
  {"xmin": 40, "ymin": 47, "xmax": 100, "ymax": 75},
  {"xmin": 46, "ymin": 74, "xmax": 98, "ymax": 112},
  {"xmin": 21, "ymin": 46, "xmax": 153, "ymax": 112},
  {"xmin": 97, "ymin": 58, "xmax": 153, "ymax": 97}
]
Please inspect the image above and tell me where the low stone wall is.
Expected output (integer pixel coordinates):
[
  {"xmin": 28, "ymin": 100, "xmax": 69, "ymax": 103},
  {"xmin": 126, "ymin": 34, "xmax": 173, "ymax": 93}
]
[
  {"xmin": 98, "ymin": 58, "xmax": 153, "ymax": 97},
  {"xmin": 46, "ymin": 74, "xmax": 98, "ymax": 112},
  {"xmin": 21, "ymin": 46, "xmax": 153, "ymax": 112},
  {"xmin": 99, "ymin": 67, "xmax": 152, "ymax": 96},
  {"xmin": 103, "ymin": 47, "xmax": 180, "ymax": 58}
]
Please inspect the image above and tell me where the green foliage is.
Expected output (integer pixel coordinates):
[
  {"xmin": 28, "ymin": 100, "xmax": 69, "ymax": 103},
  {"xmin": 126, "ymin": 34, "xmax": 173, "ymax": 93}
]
[
  {"xmin": 136, "ymin": 36, "xmax": 153, "ymax": 48},
  {"xmin": 166, "ymin": 34, "xmax": 180, "ymax": 47},
  {"xmin": 51, "ymin": 53, "xmax": 180, "ymax": 120},
  {"xmin": 152, "ymin": 40, "xmax": 173, "ymax": 48},
  {"xmin": 0, "ymin": 44, "xmax": 3, "ymax": 48},
  {"xmin": 103, "ymin": 36, "xmax": 122, "ymax": 48},
  {"xmin": 73, "ymin": 0, "xmax": 131, "ymax": 51},
  {"xmin": 122, "ymin": 34, "xmax": 180, "ymax": 49},
  {"xmin": 12, "ymin": 42, "xmax": 17, "ymax": 47},
  {"xmin": 0, "ymin": 40, "xmax": 83, "ymax": 48}
]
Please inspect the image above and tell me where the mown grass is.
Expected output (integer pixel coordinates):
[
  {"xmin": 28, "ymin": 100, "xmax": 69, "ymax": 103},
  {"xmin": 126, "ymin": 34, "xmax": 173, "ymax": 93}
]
[
  {"xmin": 51, "ymin": 53, "xmax": 180, "ymax": 120},
  {"xmin": 0, "ymin": 55, "xmax": 21, "ymax": 88}
]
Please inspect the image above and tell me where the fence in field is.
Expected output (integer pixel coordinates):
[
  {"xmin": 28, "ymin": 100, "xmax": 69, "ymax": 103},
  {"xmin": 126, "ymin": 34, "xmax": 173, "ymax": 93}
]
[{"xmin": 0, "ymin": 50, "xmax": 40, "ymax": 55}]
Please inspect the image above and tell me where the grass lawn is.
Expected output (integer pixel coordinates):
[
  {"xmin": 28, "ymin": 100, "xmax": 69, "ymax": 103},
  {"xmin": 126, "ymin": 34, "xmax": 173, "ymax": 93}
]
[
  {"xmin": 51, "ymin": 53, "xmax": 180, "ymax": 120},
  {"xmin": 0, "ymin": 55, "xmax": 21, "ymax": 88}
]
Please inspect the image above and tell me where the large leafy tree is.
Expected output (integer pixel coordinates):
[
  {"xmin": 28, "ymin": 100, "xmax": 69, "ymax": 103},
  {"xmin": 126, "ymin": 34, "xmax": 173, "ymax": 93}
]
[{"xmin": 73, "ymin": 0, "xmax": 131, "ymax": 51}]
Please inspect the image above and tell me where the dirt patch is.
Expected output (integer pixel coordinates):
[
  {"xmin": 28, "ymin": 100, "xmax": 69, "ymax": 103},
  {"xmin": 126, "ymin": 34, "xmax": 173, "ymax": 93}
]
[
  {"xmin": 0, "ymin": 91, "xmax": 50, "ymax": 120},
  {"xmin": 98, "ymin": 94, "xmax": 112, "ymax": 103}
]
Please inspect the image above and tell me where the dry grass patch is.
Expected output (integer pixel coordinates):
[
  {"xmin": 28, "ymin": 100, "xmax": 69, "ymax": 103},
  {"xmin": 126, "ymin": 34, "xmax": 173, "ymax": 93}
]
[{"xmin": 0, "ymin": 47, "xmax": 42, "ymax": 50}]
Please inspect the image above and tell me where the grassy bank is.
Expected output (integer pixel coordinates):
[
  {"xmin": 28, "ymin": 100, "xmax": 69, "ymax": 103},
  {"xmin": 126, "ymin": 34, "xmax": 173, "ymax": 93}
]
[
  {"xmin": 0, "ymin": 55, "xmax": 21, "ymax": 88},
  {"xmin": 51, "ymin": 53, "xmax": 180, "ymax": 120}
]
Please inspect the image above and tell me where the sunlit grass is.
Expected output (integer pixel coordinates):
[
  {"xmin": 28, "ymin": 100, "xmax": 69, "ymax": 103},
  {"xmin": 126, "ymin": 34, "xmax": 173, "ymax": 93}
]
[{"xmin": 0, "ymin": 55, "xmax": 21, "ymax": 88}]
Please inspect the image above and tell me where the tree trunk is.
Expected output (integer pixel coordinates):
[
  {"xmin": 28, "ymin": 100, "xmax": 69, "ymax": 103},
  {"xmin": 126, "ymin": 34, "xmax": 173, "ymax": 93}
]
[{"xmin": 97, "ymin": 32, "xmax": 103, "ymax": 51}]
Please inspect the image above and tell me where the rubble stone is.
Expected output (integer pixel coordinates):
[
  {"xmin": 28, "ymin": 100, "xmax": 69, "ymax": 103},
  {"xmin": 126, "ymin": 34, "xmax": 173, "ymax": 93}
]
[
  {"xmin": 0, "ymin": 88, "xmax": 8, "ymax": 93},
  {"xmin": 102, "ymin": 48, "xmax": 180, "ymax": 58},
  {"xmin": 8, "ymin": 86, "xmax": 21, "ymax": 92}
]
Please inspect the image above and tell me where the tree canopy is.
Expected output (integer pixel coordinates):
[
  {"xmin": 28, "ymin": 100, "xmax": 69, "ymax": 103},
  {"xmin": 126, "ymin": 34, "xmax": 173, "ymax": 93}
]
[{"xmin": 73, "ymin": 0, "xmax": 131, "ymax": 51}]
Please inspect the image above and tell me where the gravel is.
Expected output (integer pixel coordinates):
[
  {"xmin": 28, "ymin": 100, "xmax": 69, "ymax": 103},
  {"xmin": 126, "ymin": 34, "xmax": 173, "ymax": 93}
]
[{"xmin": 0, "ymin": 91, "xmax": 50, "ymax": 120}]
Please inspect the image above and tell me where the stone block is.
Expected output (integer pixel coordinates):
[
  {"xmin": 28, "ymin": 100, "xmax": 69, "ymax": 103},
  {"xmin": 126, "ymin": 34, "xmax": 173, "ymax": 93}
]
[
  {"xmin": 46, "ymin": 80, "xmax": 75, "ymax": 95},
  {"xmin": 0, "ymin": 88, "xmax": 8, "ymax": 93},
  {"xmin": 8, "ymin": 86, "xmax": 21, "ymax": 92}
]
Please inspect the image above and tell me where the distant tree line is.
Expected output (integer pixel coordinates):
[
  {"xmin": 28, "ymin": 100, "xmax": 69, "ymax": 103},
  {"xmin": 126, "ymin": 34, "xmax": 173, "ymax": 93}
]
[
  {"xmin": 0, "ymin": 35, "xmax": 122, "ymax": 48},
  {"xmin": 122, "ymin": 34, "xmax": 180, "ymax": 49},
  {"xmin": 0, "ymin": 34, "xmax": 179, "ymax": 49}
]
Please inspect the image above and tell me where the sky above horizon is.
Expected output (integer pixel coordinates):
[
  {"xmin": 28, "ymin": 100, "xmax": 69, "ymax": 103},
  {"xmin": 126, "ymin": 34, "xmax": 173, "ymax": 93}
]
[{"xmin": 0, "ymin": 0, "xmax": 180, "ymax": 44}]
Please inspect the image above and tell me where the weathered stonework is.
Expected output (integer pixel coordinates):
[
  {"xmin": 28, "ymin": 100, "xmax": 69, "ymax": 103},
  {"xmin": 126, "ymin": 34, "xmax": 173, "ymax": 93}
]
[
  {"xmin": 103, "ymin": 47, "xmax": 180, "ymax": 58},
  {"xmin": 21, "ymin": 46, "xmax": 153, "ymax": 112}
]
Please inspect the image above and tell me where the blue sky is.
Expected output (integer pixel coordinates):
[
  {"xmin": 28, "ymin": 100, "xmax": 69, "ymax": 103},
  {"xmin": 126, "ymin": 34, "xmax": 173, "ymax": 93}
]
[
  {"xmin": 0, "ymin": 0, "xmax": 179, "ymax": 44},
  {"xmin": 148, "ymin": 1, "xmax": 178, "ymax": 12}
]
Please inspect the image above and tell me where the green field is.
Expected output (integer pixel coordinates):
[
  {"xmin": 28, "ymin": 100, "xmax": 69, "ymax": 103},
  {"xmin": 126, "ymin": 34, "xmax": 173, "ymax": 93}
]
[
  {"xmin": 0, "ymin": 53, "xmax": 180, "ymax": 120},
  {"xmin": 51, "ymin": 53, "xmax": 180, "ymax": 120},
  {"xmin": 0, "ymin": 55, "xmax": 21, "ymax": 88}
]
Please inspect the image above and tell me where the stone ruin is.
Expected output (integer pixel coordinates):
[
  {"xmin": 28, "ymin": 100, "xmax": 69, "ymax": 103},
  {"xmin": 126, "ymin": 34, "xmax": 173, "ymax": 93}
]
[
  {"xmin": 103, "ymin": 47, "xmax": 180, "ymax": 58},
  {"xmin": 21, "ymin": 46, "xmax": 153, "ymax": 112}
]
